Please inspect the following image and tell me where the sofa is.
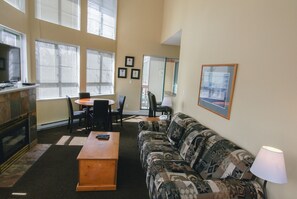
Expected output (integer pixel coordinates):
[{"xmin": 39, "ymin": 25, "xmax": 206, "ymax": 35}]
[{"xmin": 137, "ymin": 112, "xmax": 263, "ymax": 199}]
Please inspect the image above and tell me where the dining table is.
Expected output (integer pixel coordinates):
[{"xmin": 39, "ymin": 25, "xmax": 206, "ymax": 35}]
[{"xmin": 74, "ymin": 98, "xmax": 115, "ymax": 131}]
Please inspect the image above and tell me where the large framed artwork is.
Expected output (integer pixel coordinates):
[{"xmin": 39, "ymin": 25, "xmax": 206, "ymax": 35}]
[{"xmin": 198, "ymin": 64, "xmax": 238, "ymax": 119}]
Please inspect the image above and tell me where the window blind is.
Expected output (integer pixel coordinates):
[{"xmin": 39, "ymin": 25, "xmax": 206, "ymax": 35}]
[
  {"xmin": 86, "ymin": 49, "xmax": 114, "ymax": 95},
  {"xmin": 87, "ymin": 0, "xmax": 117, "ymax": 40},
  {"xmin": 35, "ymin": 0, "xmax": 80, "ymax": 30},
  {"xmin": 36, "ymin": 41, "xmax": 79, "ymax": 99}
]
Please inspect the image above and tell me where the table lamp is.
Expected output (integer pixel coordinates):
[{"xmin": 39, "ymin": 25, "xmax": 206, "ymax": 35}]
[
  {"xmin": 250, "ymin": 146, "xmax": 287, "ymax": 199},
  {"xmin": 161, "ymin": 96, "xmax": 172, "ymax": 107}
]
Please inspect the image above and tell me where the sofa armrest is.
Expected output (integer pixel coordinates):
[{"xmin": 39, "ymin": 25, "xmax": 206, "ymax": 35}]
[{"xmin": 138, "ymin": 120, "xmax": 170, "ymax": 133}]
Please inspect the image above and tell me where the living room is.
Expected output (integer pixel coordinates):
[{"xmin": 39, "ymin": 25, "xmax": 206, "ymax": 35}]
[{"xmin": 0, "ymin": 0, "xmax": 296, "ymax": 199}]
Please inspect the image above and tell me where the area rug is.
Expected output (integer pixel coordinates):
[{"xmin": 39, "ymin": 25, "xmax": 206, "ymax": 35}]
[{"xmin": 0, "ymin": 144, "xmax": 51, "ymax": 188}]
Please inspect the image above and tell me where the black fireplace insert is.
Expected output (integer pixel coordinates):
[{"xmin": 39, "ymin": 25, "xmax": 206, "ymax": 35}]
[{"xmin": 0, "ymin": 116, "xmax": 29, "ymax": 166}]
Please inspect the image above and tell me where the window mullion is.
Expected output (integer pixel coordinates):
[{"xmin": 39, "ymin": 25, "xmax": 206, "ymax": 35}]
[
  {"xmin": 99, "ymin": 53, "xmax": 103, "ymax": 93},
  {"xmin": 58, "ymin": 0, "xmax": 62, "ymax": 26},
  {"xmin": 56, "ymin": 44, "xmax": 62, "ymax": 97}
]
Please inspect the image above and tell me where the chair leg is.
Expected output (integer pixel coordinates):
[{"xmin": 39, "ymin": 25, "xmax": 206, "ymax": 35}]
[
  {"xmin": 69, "ymin": 119, "xmax": 73, "ymax": 133},
  {"xmin": 67, "ymin": 117, "xmax": 70, "ymax": 129}
]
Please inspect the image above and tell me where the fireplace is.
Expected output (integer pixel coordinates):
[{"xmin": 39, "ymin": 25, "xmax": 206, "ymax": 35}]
[{"xmin": 0, "ymin": 115, "xmax": 30, "ymax": 173}]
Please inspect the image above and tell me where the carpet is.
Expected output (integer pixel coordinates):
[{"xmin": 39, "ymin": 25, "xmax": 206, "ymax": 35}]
[{"xmin": 0, "ymin": 120, "xmax": 149, "ymax": 199}]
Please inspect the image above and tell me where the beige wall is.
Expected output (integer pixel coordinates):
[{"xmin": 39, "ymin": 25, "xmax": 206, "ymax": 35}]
[
  {"xmin": 116, "ymin": 0, "xmax": 179, "ymax": 114},
  {"xmin": 161, "ymin": 0, "xmax": 185, "ymax": 43},
  {"xmin": 166, "ymin": 0, "xmax": 296, "ymax": 198}
]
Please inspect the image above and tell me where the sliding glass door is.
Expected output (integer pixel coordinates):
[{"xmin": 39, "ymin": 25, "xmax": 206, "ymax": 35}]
[{"xmin": 140, "ymin": 56, "xmax": 179, "ymax": 109}]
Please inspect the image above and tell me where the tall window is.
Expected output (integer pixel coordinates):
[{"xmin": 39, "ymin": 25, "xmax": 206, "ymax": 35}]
[
  {"xmin": 4, "ymin": 0, "xmax": 25, "ymax": 12},
  {"xmin": 86, "ymin": 49, "xmax": 114, "ymax": 95},
  {"xmin": 35, "ymin": 41, "xmax": 79, "ymax": 99},
  {"xmin": 35, "ymin": 0, "xmax": 80, "ymax": 30},
  {"xmin": 0, "ymin": 25, "xmax": 26, "ymax": 81},
  {"xmin": 87, "ymin": 0, "xmax": 117, "ymax": 40}
]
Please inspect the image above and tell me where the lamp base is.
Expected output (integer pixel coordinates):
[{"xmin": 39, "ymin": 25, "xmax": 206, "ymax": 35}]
[{"xmin": 263, "ymin": 180, "xmax": 267, "ymax": 199}]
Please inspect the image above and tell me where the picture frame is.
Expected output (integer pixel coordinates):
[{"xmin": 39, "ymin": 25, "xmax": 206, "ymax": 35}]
[
  {"xmin": 131, "ymin": 69, "xmax": 140, "ymax": 79},
  {"xmin": 0, "ymin": 58, "xmax": 5, "ymax": 70},
  {"xmin": 197, "ymin": 64, "xmax": 238, "ymax": 120},
  {"xmin": 118, "ymin": 67, "xmax": 127, "ymax": 78},
  {"xmin": 125, "ymin": 56, "xmax": 134, "ymax": 67}
]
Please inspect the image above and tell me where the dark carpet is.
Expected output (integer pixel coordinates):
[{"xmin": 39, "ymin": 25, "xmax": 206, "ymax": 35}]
[{"xmin": 0, "ymin": 121, "xmax": 150, "ymax": 199}]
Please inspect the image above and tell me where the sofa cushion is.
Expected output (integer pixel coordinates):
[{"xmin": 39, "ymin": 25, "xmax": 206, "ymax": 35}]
[
  {"xmin": 140, "ymin": 141, "xmax": 176, "ymax": 171},
  {"xmin": 166, "ymin": 112, "xmax": 197, "ymax": 147},
  {"xmin": 146, "ymin": 159, "xmax": 202, "ymax": 199},
  {"xmin": 193, "ymin": 134, "xmax": 255, "ymax": 180},
  {"xmin": 179, "ymin": 122, "xmax": 217, "ymax": 168}
]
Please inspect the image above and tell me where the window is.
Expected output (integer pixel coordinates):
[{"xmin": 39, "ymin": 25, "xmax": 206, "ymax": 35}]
[
  {"xmin": 35, "ymin": 0, "xmax": 80, "ymax": 30},
  {"xmin": 0, "ymin": 25, "xmax": 26, "ymax": 81},
  {"xmin": 86, "ymin": 49, "xmax": 114, "ymax": 95},
  {"xmin": 0, "ymin": 27, "xmax": 21, "ymax": 47},
  {"xmin": 4, "ymin": 0, "xmax": 25, "ymax": 12},
  {"xmin": 35, "ymin": 41, "xmax": 79, "ymax": 99},
  {"xmin": 87, "ymin": 0, "xmax": 117, "ymax": 40}
]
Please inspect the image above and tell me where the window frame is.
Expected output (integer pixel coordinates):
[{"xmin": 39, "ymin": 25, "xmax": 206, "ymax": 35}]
[
  {"xmin": 0, "ymin": 25, "xmax": 27, "ymax": 82},
  {"xmin": 4, "ymin": 0, "xmax": 25, "ymax": 13}
]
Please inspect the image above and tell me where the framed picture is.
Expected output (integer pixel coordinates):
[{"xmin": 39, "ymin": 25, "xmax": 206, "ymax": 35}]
[
  {"xmin": 198, "ymin": 64, "xmax": 238, "ymax": 119},
  {"xmin": 118, "ymin": 68, "xmax": 127, "ymax": 78},
  {"xmin": 125, "ymin": 56, "xmax": 134, "ymax": 67},
  {"xmin": 0, "ymin": 58, "xmax": 5, "ymax": 70},
  {"xmin": 131, "ymin": 69, "xmax": 140, "ymax": 79}
]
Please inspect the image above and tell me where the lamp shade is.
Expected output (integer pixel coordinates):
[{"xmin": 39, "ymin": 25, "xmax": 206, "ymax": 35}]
[
  {"xmin": 250, "ymin": 146, "xmax": 287, "ymax": 184},
  {"xmin": 161, "ymin": 96, "xmax": 172, "ymax": 107}
]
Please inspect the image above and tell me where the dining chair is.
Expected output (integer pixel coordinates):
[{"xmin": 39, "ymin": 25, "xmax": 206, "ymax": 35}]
[
  {"xmin": 79, "ymin": 92, "xmax": 93, "ymax": 112},
  {"xmin": 111, "ymin": 95, "xmax": 126, "ymax": 126},
  {"xmin": 90, "ymin": 100, "xmax": 110, "ymax": 131},
  {"xmin": 148, "ymin": 91, "xmax": 168, "ymax": 117},
  {"xmin": 66, "ymin": 95, "xmax": 86, "ymax": 133}
]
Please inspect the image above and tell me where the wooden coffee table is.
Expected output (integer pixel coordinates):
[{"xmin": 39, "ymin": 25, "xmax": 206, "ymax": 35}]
[{"xmin": 76, "ymin": 131, "xmax": 120, "ymax": 191}]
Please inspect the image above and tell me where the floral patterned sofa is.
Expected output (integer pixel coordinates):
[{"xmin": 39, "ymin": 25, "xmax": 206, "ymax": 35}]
[{"xmin": 137, "ymin": 112, "xmax": 263, "ymax": 199}]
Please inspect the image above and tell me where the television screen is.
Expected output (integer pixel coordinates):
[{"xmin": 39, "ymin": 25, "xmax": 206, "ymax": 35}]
[{"xmin": 0, "ymin": 43, "xmax": 21, "ymax": 83}]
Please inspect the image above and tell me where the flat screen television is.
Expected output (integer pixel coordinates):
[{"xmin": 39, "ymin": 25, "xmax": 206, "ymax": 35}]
[{"xmin": 0, "ymin": 43, "xmax": 21, "ymax": 83}]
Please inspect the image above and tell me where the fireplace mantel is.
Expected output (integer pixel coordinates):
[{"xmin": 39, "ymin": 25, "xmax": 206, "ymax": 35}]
[{"xmin": 0, "ymin": 84, "xmax": 38, "ymax": 95}]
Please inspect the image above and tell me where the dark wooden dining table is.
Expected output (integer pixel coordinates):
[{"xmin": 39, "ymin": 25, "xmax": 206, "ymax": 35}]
[{"xmin": 74, "ymin": 98, "xmax": 115, "ymax": 131}]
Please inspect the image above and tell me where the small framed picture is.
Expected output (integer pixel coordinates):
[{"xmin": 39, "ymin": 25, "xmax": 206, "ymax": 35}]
[
  {"xmin": 125, "ymin": 56, "xmax": 134, "ymax": 67},
  {"xmin": 118, "ymin": 67, "xmax": 127, "ymax": 78},
  {"xmin": 131, "ymin": 69, "xmax": 140, "ymax": 79}
]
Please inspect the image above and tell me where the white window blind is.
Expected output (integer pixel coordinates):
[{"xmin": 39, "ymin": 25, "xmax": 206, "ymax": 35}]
[
  {"xmin": 35, "ymin": 0, "xmax": 80, "ymax": 30},
  {"xmin": 36, "ymin": 41, "xmax": 79, "ymax": 99},
  {"xmin": 4, "ymin": 0, "xmax": 25, "ymax": 12},
  {"xmin": 87, "ymin": 0, "xmax": 117, "ymax": 40},
  {"xmin": 86, "ymin": 49, "xmax": 114, "ymax": 95}
]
